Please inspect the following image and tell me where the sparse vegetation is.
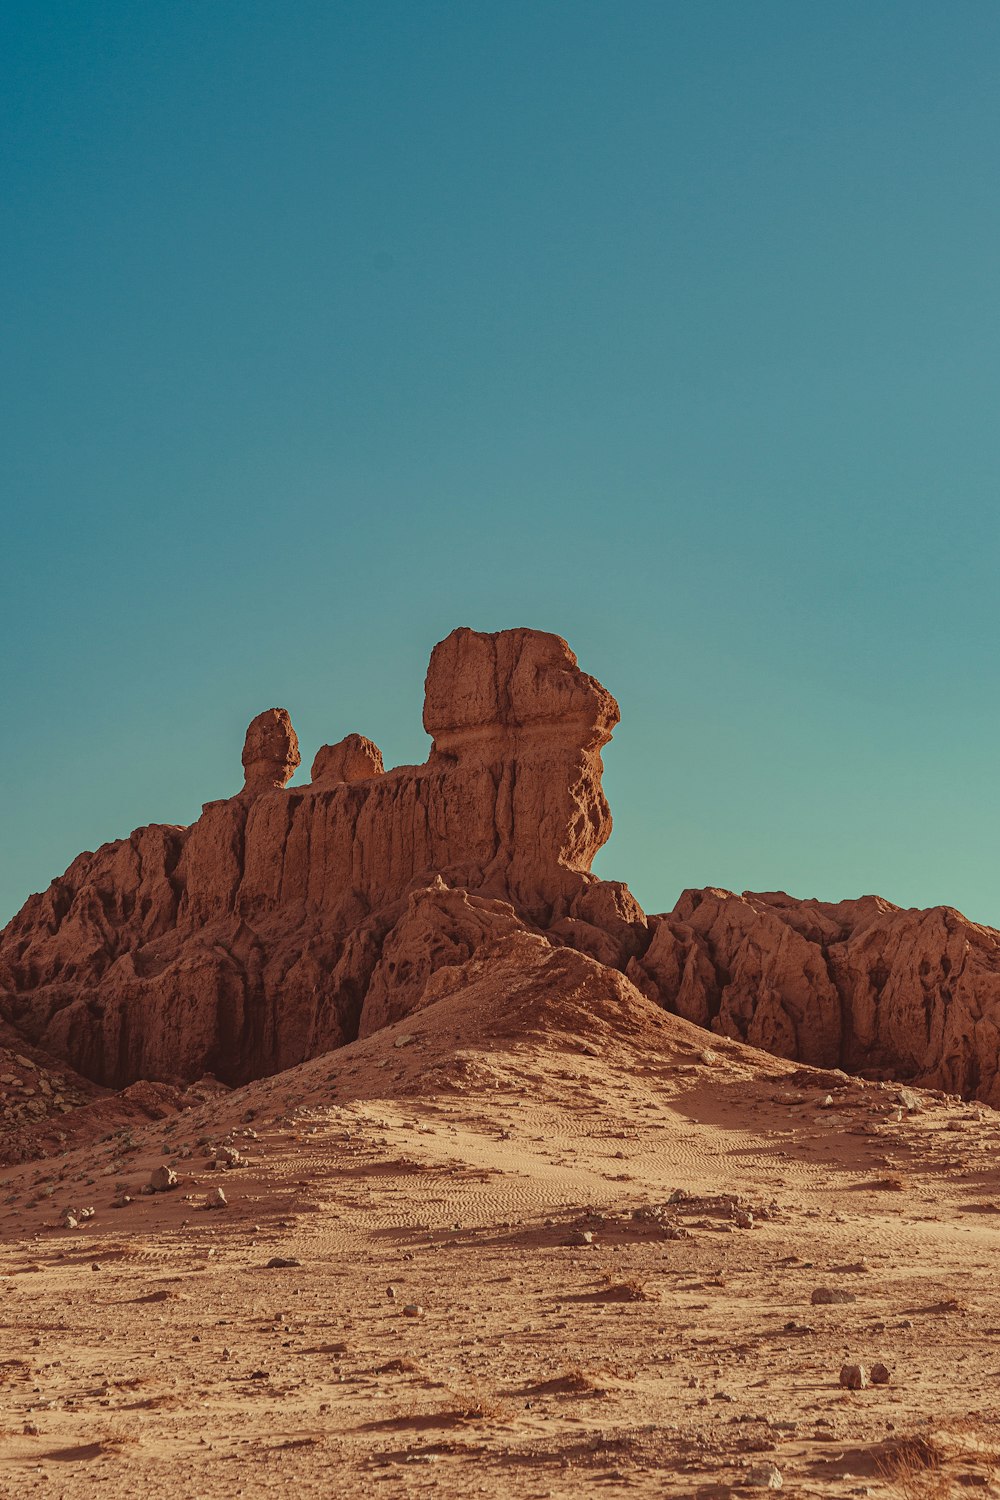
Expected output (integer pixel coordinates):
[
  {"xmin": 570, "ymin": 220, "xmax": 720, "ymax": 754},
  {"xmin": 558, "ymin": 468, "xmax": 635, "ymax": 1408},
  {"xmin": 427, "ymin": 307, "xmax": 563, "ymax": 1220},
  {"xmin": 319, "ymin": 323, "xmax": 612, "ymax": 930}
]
[
  {"xmin": 875, "ymin": 1423, "xmax": 1000, "ymax": 1499},
  {"xmin": 440, "ymin": 1382, "xmax": 509, "ymax": 1422}
]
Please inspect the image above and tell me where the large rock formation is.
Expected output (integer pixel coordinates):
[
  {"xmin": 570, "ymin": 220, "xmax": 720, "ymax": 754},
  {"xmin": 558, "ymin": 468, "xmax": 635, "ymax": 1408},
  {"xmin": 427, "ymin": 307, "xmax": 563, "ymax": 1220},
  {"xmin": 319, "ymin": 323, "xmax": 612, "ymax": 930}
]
[
  {"xmin": 4, "ymin": 623, "xmax": 1000, "ymax": 1104},
  {"xmin": 627, "ymin": 888, "xmax": 1000, "ymax": 1102},
  {"xmin": 0, "ymin": 628, "xmax": 626, "ymax": 1086}
]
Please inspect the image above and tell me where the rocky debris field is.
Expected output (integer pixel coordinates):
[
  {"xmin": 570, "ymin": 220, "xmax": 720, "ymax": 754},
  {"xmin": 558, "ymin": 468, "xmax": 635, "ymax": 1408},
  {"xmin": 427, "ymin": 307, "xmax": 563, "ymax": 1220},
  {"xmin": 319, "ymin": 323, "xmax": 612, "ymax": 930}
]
[
  {"xmin": 1, "ymin": 948, "xmax": 998, "ymax": 1500},
  {"xmin": 0, "ymin": 1050, "xmax": 96, "ymax": 1140}
]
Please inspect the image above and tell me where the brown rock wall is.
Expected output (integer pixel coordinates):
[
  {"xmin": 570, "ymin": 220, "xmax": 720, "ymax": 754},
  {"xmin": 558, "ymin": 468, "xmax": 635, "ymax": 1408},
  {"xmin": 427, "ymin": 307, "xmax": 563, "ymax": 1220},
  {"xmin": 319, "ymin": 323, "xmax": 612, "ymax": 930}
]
[
  {"xmin": 6, "ymin": 624, "xmax": 1000, "ymax": 1105},
  {"xmin": 0, "ymin": 627, "xmax": 624, "ymax": 1086}
]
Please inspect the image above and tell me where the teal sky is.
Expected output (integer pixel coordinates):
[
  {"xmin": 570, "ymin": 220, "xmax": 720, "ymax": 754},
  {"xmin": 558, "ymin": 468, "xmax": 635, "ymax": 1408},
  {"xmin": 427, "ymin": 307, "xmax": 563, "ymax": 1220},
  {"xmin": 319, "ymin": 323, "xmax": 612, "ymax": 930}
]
[{"xmin": 3, "ymin": 2, "xmax": 1000, "ymax": 929}]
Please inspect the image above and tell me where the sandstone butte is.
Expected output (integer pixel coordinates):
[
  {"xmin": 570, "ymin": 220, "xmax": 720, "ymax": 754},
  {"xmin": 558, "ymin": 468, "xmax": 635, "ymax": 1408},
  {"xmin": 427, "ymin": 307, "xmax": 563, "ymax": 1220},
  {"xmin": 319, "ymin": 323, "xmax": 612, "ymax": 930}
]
[{"xmin": 3, "ymin": 625, "xmax": 1000, "ymax": 1103}]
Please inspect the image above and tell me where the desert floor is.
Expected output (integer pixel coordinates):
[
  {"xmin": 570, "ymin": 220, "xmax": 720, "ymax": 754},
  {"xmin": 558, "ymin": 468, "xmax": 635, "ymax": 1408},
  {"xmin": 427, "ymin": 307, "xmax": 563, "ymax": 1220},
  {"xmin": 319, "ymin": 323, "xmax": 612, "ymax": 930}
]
[{"xmin": 2, "ymin": 976, "xmax": 999, "ymax": 1499}]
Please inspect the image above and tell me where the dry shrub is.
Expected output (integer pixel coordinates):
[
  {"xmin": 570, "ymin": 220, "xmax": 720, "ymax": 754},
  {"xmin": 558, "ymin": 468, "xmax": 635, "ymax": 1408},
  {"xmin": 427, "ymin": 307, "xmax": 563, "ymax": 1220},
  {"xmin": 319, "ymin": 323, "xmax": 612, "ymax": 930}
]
[
  {"xmin": 441, "ymin": 1382, "xmax": 509, "ymax": 1422},
  {"xmin": 876, "ymin": 1424, "xmax": 1000, "ymax": 1499},
  {"xmin": 599, "ymin": 1269, "xmax": 655, "ymax": 1302},
  {"xmin": 96, "ymin": 1418, "xmax": 142, "ymax": 1450}
]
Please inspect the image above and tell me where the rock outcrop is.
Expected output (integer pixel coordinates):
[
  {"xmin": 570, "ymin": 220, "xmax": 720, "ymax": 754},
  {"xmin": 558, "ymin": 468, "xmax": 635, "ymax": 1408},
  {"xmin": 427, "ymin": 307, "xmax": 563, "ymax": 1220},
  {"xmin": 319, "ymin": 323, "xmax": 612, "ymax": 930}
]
[
  {"xmin": 627, "ymin": 888, "xmax": 1000, "ymax": 1103},
  {"xmin": 241, "ymin": 708, "xmax": 301, "ymax": 794},
  {"xmin": 0, "ymin": 628, "xmax": 624, "ymax": 1087},
  {"xmin": 4, "ymin": 623, "xmax": 1000, "ymax": 1104},
  {"xmin": 311, "ymin": 734, "xmax": 384, "ymax": 786}
]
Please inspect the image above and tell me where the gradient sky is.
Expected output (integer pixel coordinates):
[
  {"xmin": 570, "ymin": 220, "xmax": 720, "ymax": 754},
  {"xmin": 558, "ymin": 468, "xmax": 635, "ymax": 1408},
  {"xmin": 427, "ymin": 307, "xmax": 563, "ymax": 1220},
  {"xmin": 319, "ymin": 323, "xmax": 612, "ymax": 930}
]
[{"xmin": 3, "ymin": 2, "xmax": 1000, "ymax": 930}]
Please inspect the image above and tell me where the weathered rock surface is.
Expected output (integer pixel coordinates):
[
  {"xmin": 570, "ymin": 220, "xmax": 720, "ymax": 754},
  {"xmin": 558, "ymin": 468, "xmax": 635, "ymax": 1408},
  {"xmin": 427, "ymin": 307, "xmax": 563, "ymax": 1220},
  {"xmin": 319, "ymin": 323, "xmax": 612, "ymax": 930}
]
[
  {"xmin": 627, "ymin": 888, "xmax": 1000, "ymax": 1102},
  {"xmin": 241, "ymin": 708, "xmax": 301, "ymax": 794},
  {"xmin": 4, "ymin": 624, "xmax": 1000, "ymax": 1105},
  {"xmin": 0, "ymin": 628, "xmax": 623, "ymax": 1087},
  {"xmin": 311, "ymin": 734, "xmax": 384, "ymax": 786}
]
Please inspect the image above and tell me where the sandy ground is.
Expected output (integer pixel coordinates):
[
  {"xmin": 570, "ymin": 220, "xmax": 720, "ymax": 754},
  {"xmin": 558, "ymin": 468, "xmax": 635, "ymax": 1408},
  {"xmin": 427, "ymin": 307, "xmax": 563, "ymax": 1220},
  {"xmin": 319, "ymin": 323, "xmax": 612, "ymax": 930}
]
[{"xmin": 2, "ymin": 963, "xmax": 999, "ymax": 1499}]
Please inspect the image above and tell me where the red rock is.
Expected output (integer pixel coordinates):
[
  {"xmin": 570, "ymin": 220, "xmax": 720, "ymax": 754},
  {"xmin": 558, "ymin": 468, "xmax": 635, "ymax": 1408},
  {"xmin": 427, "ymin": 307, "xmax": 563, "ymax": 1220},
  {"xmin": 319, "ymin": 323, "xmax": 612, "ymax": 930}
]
[
  {"xmin": 629, "ymin": 888, "xmax": 1000, "ymax": 1104},
  {"xmin": 241, "ymin": 708, "xmax": 300, "ymax": 793},
  {"xmin": 358, "ymin": 881, "xmax": 527, "ymax": 1037},
  {"xmin": 7, "ymin": 624, "xmax": 1000, "ymax": 1108},
  {"xmin": 311, "ymin": 734, "xmax": 384, "ymax": 785},
  {"xmin": 0, "ymin": 628, "xmax": 624, "ymax": 1087}
]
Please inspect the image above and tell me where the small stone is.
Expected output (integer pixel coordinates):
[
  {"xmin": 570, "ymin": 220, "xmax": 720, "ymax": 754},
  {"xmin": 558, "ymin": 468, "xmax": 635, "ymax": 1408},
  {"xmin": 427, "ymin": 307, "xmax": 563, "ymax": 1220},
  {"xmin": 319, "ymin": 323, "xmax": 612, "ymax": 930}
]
[
  {"xmin": 265, "ymin": 1256, "xmax": 300, "ymax": 1268},
  {"xmin": 839, "ymin": 1363, "xmax": 870, "ymax": 1389},
  {"xmin": 819, "ymin": 1094, "xmax": 835, "ymax": 1108},
  {"xmin": 402, "ymin": 1303, "xmax": 424, "ymax": 1318},
  {"xmin": 734, "ymin": 1209, "xmax": 754, "ymax": 1229},
  {"xmin": 746, "ymin": 1462, "xmax": 783, "ymax": 1489},
  {"xmin": 811, "ymin": 1286, "xmax": 856, "ymax": 1305},
  {"xmin": 149, "ymin": 1166, "xmax": 178, "ymax": 1193},
  {"xmin": 700, "ymin": 1049, "xmax": 717, "ymax": 1066},
  {"xmin": 870, "ymin": 1362, "xmax": 891, "ymax": 1384},
  {"xmin": 63, "ymin": 1214, "xmax": 78, "ymax": 1230},
  {"xmin": 565, "ymin": 1230, "xmax": 594, "ymax": 1246},
  {"xmin": 207, "ymin": 1187, "xmax": 227, "ymax": 1209}
]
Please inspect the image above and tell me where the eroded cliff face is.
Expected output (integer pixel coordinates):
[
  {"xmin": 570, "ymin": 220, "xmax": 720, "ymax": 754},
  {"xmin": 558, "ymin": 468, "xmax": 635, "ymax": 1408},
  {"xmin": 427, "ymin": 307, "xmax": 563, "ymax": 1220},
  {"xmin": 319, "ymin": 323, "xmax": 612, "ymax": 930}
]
[
  {"xmin": 0, "ymin": 627, "xmax": 626, "ymax": 1086},
  {"xmin": 4, "ymin": 624, "xmax": 1000, "ymax": 1103},
  {"xmin": 627, "ymin": 889, "xmax": 1000, "ymax": 1103}
]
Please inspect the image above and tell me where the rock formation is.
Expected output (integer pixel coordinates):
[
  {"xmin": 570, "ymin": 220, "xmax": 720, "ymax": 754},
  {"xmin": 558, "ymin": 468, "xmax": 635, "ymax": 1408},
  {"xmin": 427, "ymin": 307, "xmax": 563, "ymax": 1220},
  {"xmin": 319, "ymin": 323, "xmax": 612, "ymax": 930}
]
[
  {"xmin": 4, "ymin": 624, "xmax": 1000, "ymax": 1104},
  {"xmin": 0, "ymin": 628, "xmax": 625, "ymax": 1087},
  {"xmin": 627, "ymin": 888, "xmax": 1000, "ymax": 1102},
  {"xmin": 241, "ymin": 708, "xmax": 301, "ymax": 794},
  {"xmin": 311, "ymin": 734, "xmax": 384, "ymax": 786}
]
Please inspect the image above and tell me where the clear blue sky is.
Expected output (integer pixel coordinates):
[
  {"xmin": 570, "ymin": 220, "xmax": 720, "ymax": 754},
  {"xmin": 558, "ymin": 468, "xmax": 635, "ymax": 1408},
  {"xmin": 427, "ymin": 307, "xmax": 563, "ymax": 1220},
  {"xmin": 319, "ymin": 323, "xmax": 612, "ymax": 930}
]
[{"xmin": 3, "ymin": 2, "xmax": 1000, "ymax": 929}]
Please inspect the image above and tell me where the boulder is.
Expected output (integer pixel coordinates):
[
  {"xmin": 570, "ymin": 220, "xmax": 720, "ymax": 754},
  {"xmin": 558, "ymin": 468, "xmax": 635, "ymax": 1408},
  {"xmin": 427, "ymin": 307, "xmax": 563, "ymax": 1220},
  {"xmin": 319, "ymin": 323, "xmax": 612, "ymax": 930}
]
[{"xmin": 241, "ymin": 708, "xmax": 300, "ymax": 794}]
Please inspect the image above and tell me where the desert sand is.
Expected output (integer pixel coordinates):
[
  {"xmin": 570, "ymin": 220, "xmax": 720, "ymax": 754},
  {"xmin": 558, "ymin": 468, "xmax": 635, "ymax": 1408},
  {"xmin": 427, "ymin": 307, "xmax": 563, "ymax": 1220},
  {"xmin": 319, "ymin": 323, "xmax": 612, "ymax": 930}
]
[
  {"xmin": 2, "ymin": 629, "xmax": 999, "ymax": 1497},
  {"xmin": 2, "ymin": 938, "xmax": 999, "ymax": 1498}
]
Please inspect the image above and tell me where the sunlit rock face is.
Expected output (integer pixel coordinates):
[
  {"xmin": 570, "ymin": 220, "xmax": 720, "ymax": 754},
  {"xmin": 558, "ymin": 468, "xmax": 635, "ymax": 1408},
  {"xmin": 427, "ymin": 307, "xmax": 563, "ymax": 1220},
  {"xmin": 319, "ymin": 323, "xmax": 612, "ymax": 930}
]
[
  {"xmin": 0, "ymin": 628, "xmax": 628, "ymax": 1086},
  {"xmin": 4, "ymin": 623, "xmax": 1000, "ymax": 1105},
  {"xmin": 627, "ymin": 889, "xmax": 1000, "ymax": 1103}
]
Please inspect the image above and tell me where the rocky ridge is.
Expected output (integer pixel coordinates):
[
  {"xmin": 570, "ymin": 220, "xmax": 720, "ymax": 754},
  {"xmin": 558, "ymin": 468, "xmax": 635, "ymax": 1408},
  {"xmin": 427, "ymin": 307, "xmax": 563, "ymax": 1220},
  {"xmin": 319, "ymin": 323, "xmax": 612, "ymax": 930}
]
[{"xmin": 2, "ymin": 625, "xmax": 1000, "ymax": 1104}]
